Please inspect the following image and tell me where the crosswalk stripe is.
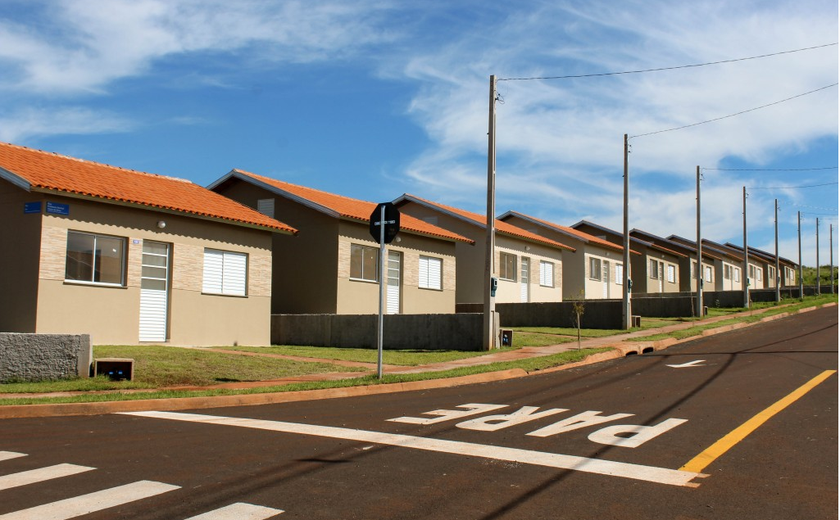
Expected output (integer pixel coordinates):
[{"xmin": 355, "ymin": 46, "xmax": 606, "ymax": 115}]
[
  {"xmin": 185, "ymin": 503, "xmax": 284, "ymax": 519},
  {"xmin": 0, "ymin": 480, "xmax": 180, "ymax": 520},
  {"xmin": 0, "ymin": 452, "xmax": 26, "ymax": 463},
  {"xmin": 123, "ymin": 410, "xmax": 707, "ymax": 488},
  {"xmin": 0, "ymin": 464, "xmax": 95, "ymax": 491}
]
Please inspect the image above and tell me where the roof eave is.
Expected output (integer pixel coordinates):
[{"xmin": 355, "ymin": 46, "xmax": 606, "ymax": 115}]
[
  {"xmin": 0, "ymin": 166, "xmax": 32, "ymax": 191},
  {"xmin": 214, "ymin": 170, "xmax": 342, "ymax": 219},
  {"xmin": 31, "ymin": 187, "xmax": 297, "ymax": 236}
]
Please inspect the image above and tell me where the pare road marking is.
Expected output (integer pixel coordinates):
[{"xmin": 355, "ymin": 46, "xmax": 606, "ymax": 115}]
[
  {"xmin": 666, "ymin": 360, "xmax": 707, "ymax": 368},
  {"xmin": 121, "ymin": 411, "xmax": 707, "ymax": 488}
]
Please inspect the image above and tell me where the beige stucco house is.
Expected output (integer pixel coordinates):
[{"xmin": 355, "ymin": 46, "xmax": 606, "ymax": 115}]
[
  {"xmin": 724, "ymin": 242, "xmax": 798, "ymax": 289},
  {"xmin": 572, "ymin": 221, "xmax": 684, "ymax": 295},
  {"xmin": 0, "ymin": 142, "xmax": 296, "ymax": 346},
  {"xmin": 499, "ymin": 211, "xmax": 632, "ymax": 300},
  {"xmin": 393, "ymin": 196, "xmax": 574, "ymax": 305},
  {"xmin": 209, "ymin": 170, "xmax": 473, "ymax": 315},
  {"xmin": 668, "ymin": 236, "xmax": 744, "ymax": 292},
  {"xmin": 630, "ymin": 229, "xmax": 717, "ymax": 293}
]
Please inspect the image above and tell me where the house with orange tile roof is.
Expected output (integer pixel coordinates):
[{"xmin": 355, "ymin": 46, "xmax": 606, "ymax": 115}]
[
  {"xmin": 0, "ymin": 142, "xmax": 296, "ymax": 346},
  {"xmin": 498, "ymin": 211, "xmax": 633, "ymax": 300},
  {"xmin": 630, "ymin": 229, "xmax": 718, "ymax": 293},
  {"xmin": 209, "ymin": 170, "xmax": 474, "ymax": 315},
  {"xmin": 668, "ymin": 236, "xmax": 745, "ymax": 292},
  {"xmin": 392, "ymin": 196, "xmax": 574, "ymax": 305},
  {"xmin": 572, "ymin": 220, "xmax": 686, "ymax": 295}
]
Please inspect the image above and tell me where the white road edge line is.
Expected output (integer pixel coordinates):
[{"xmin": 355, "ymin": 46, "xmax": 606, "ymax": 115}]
[
  {"xmin": 121, "ymin": 411, "xmax": 707, "ymax": 488},
  {"xmin": 185, "ymin": 502, "xmax": 284, "ymax": 519},
  {"xmin": 0, "ymin": 480, "xmax": 179, "ymax": 520},
  {"xmin": 0, "ymin": 452, "xmax": 26, "ymax": 463},
  {"xmin": 0, "ymin": 464, "xmax": 96, "ymax": 491}
]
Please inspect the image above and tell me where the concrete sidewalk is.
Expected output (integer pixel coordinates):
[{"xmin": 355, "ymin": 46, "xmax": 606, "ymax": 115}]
[{"xmin": 0, "ymin": 303, "xmax": 834, "ymax": 418}]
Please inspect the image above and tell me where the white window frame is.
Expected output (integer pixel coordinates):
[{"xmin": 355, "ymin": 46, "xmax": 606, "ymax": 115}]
[
  {"xmin": 667, "ymin": 264, "xmax": 676, "ymax": 284},
  {"xmin": 704, "ymin": 266, "xmax": 712, "ymax": 283},
  {"xmin": 65, "ymin": 230, "xmax": 127, "ymax": 287},
  {"xmin": 203, "ymin": 249, "xmax": 248, "ymax": 296},
  {"xmin": 649, "ymin": 259, "xmax": 659, "ymax": 280},
  {"xmin": 615, "ymin": 264, "xmax": 623, "ymax": 285},
  {"xmin": 350, "ymin": 243, "xmax": 379, "ymax": 283},
  {"xmin": 539, "ymin": 261, "xmax": 554, "ymax": 287},
  {"xmin": 419, "ymin": 255, "xmax": 442, "ymax": 290},
  {"xmin": 500, "ymin": 252, "xmax": 517, "ymax": 282},
  {"xmin": 734, "ymin": 268, "xmax": 741, "ymax": 283},
  {"xmin": 588, "ymin": 257, "xmax": 602, "ymax": 281}
]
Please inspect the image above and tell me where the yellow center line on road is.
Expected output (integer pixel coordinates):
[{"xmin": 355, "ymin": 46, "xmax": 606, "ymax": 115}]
[{"xmin": 680, "ymin": 369, "xmax": 837, "ymax": 474}]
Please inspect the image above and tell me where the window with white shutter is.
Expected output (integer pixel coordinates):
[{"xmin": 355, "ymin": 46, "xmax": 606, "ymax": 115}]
[
  {"xmin": 539, "ymin": 261, "xmax": 554, "ymax": 287},
  {"xmin": 203, "ymin": 249, "xmax": 247, "ymax": 296},
  {"xmin": 419, "ymin": 255, "xmax": 442, "ymax": 290}
]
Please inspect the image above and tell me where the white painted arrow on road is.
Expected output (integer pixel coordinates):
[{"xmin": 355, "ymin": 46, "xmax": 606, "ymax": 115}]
[{"xmin": 667, "ymin": 360, "xmax": 706, "ymax": 368}]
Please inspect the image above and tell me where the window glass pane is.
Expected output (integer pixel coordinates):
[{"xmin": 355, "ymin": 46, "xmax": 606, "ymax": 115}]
[
  {"xmin": 500, "ymin": 253, "xmax": 516, "ymax": 281},
  {"xmin": 142, "ymin": 266, "xmax": 167, "ymax": 279},
  {"xmin": 143, "ymin": 254, "xmax": 167, "ymax": 267},
  {"xmin": 66, "ymin": 232, "xmax": 94, "ymax": 281},
  {"xmin": 141, "ymin": 278, "xmax": 167, "ymax": 290},
  {"xmin": 363, "ymin": 247, "xmax": 379, "ymax": 281},
  {"xmin": 95, "ymin": 236, "xmax": 124, "ymax": 284},
  {"xmin": 350, "ymin": 244, "xmax": 378, "ymax": 281},
  {"xmin": 143, "ymin": 241, "xmax": 168, "ymax": 256}
]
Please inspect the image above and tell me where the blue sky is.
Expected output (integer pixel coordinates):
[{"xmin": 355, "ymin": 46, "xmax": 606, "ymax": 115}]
[{"xmin": 1, "ymin": 0, "xmax": 837, "ymax": 267}]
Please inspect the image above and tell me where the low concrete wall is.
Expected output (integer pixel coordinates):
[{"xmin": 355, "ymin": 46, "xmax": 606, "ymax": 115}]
[
  {"xmin": 631, "ymin": 295, "xmax": 695, "ymax": 318},
  {"xmin": 0, "ymin": 333, "xmax": 92, "ymax": 383},
  {"xmin": 491, "ymin": 301, "xmax": 624, "ymax": 329},
  {"xmin": 272, "ymin": 313, "xmax": 488, "ymax": 351}
]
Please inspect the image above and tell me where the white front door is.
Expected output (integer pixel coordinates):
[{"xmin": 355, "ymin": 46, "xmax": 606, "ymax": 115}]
[
  {"xmin": 602, "ymin": 261, "xmax": 610, "ymax": 298},
  {"xmin": 139, "ymin": 241, "xmax": 170, "ymax": 342},
  {"xmin": 387, "ymin": 251, "xmax": 401, "ymax": 315},
  {"xmin": 520, "ymin": 257, "xmax": 530, "ymax": 302}
]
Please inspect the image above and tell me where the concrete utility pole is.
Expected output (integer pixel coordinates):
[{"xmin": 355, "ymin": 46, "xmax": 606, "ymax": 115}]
[
  {"xmin": 774, "ymin": 199, "xmax": 780, "ymax": 302},
  {"xmin": 816, "ymin": 218, "xmax": 820, "ymax": 296},
  {"xmin": 483, "ymin": 75, "xmax": 497, "ymax": 350},
  {"xmin": 743, "ymin": 186, "xmax": 750, "ymax": 308},
  {"xmin": 798, "ymin": 211, "xmax": 804, "ymax": 298},
  {"xmin": 622, "ymin": 134, "xmax": 631, "ymax": 329},
  {"xmin": 828, "ymin": 224, "xmax": 834, "ymax": 294},
  {"xmin": 696, "ymin": 166, "xmax": 703, "ymax": 317}
]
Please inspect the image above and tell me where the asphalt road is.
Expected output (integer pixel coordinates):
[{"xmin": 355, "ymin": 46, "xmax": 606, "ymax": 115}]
[{"xmin": 0, "ymin": 307, "xmax": 836, "ymax": 519}]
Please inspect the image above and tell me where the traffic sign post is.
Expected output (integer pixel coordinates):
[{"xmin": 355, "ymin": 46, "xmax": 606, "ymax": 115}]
[{"xmin": 370, "ymin": 203, "xmax": 400, "ymax": 378}]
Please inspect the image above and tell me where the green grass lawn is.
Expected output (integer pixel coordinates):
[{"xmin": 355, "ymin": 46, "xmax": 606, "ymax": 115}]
[
  {"xmin": 1, "ymin": 294, "xmax": 833, "ymax": 404},
  {"xmin": 225, "ymin": 345, "xmax": 521, "ymax": 366}
]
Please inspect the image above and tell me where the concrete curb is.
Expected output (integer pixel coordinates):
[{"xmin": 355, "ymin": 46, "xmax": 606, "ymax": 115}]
[{"xmin": 1, "ymin": 302, "xmax": 835, "ymax": 419}]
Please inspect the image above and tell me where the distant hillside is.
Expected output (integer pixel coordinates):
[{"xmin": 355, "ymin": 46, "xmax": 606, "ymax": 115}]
[{"xmin": 801, "ymin": 266, "xmax": 839, "ymax": 287}]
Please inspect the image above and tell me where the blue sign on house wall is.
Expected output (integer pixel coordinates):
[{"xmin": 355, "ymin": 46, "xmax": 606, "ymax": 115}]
[
  {"xmin": 46, "ymin": 202, "xmax": 70, "ymax": 215},
  {"xmin": 24, "ymin": 202, "xmax": 42, "ymax": 214}
]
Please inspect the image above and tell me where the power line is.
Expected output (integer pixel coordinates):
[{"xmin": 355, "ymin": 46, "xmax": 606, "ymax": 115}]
[
  {"xmin": 630, "ymin": 83, "xmax": 838, "ymax": 139},
  {"xmin": 749, "ymin": 182, "xmax": 839, "ymax": 190},
  {"xmin": 498, "ymin": 42, "xmax": 837, "ymax": 82},
  {"xmin": 704, "ymin": 167, "xmax": 838, "ymax": 172}
]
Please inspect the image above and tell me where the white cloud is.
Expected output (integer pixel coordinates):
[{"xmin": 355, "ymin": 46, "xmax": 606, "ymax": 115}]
[
  {"xmin": 0, "ymin": 0, "xmax": 398, "ymax": 95},
  {"xmin": 0, "ymin": 106, "xmax": 134, "ymax": 142},
  {"xmin": 396, "ymin": 0, "xmax": 837, "ymax": 252}
]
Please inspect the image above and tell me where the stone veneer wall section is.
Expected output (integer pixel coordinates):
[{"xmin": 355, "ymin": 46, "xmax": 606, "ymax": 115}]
[{"xmin": 0, "ymin": 333, "xmax": 92, "ymax": 382}]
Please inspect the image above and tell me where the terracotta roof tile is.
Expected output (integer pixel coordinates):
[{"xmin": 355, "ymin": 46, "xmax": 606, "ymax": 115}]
[
  {"xmin": 230, "ymin": 170, "xmax": 473, "ymax": 244},
  {"xmin": 0, "ymin": 142, "xmax": 296, "ymax": 234},
  {"xmin": 398, "ymin": 195, "xmax": 575, "ymax": 252},
  {"xmin": 501, "ymin": 211, "xmax": 629, "ymax": 254}
]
